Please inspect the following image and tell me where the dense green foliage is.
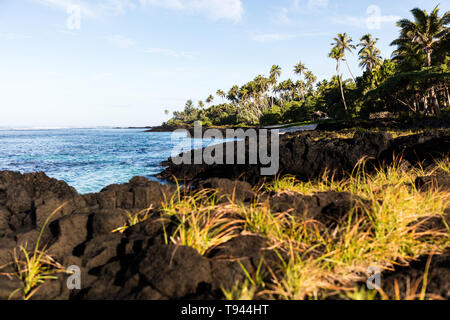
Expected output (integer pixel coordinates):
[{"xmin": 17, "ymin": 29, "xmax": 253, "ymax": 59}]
[{"xmin": 165, "ymin": 5, "xmax": 449, "ymax": 128}]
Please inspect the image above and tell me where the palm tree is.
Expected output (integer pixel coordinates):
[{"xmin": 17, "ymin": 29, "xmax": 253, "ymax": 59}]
[
  {"xmin": 394, "ymin": 5, "xmax": 449, "ymax": 68},
  {"xmin": 293, "ymin": 62, "xmax": 308, "ymax": 100},
  {"xmin": 164, "ymin": 109, "xmax": 170, "ymax": 116},
  {"xmin": 198, "ymin": 100, "xmax": 204, "ymax": 109},
  {"xmin": 270, "ymin": 65, "xmax": 282, "ymax": 83},
  {"xmin": 269, "ymin": 65, "xmax": 282, "ymax": 107},
  {"xmin": 227, "ymin": 85, "xmax": 240, "ymax": 105},
  {"xmin": 304, "ymin": 71, "xmax": 317, "ymax": 93},
  {"xmin": 185, "ymin": 99, "xmax": 194, "ymax": 110},
  {"xmin": 206, "ymin": 95, "xmax": 214, "ymax": 106},
  {"xmin": 332, "ymin": 33, "xmax": 356, "ymax": 81},
  {"xmin": 358, "ymin": 34, "xmax": 378, "ymax": 52},
  {"xmin": 391, "ymin": 32, "xmax": 425, "ymax": 71},
  {"xmin": 358, "ymin": 34, "xmax": 382, "ymax": 72},
  {"xmin": 329, "ymin": 46, "xmax": 348, "ymax": 112},
  {"xmin": 293, "ymin": 61, "xmax": 308, "ymax": 79},
  {"xmin": 358, "ymin": 47, "xmax": 382, "ymax": 72},
  {"xmin": 392, "ymin": 5, "xmax": 449, "ymax": 117},
  {"xmin": 216, "ymin": 89, "xmax": 226, "ymax": 102}
]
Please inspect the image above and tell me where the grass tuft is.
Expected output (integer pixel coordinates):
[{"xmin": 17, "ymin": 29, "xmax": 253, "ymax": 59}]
[{"xmin": 5, "ymin": 203, "xmax": 69, "ymax": 300}]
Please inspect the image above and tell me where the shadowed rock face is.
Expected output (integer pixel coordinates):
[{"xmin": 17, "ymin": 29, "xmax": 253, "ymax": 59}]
[
  {"xmin": 158, "ymin": 131, "xmax": 450, "ymax": 185},
  {"xmin": 381, "ymin": 248, "xmax": 450, "ymax": 300}
]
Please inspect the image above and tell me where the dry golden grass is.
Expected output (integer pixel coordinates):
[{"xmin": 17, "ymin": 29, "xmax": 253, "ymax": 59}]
[
  {"xmin": 156, "ymin": 158, "xmax": 448, "ymax": 300},
  {"xmin": 1, "ymin": 203, "xmax": 69, "ymax": 300}
]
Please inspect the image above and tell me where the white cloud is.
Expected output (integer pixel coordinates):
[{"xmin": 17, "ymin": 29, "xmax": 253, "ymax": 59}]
[
  {"xmin": 34, "ymin": 0, "xmax": 244, "ymax": 22},
  {"xmin": 107, "ymin": 35, "xmax": 136, "ymax": 48},
  {"xmin": 251, "ymin": 33, "xmax": 297, "ymax": 42},
  {"xmin": 145, "ymin": 48, "xmax": 194, "ymax": 59},
  {"xmin": 252, "ymin": 31, "xmax": 330, "ymax": 42},
  {"xmin": 306, "ymin": 0, "xmax": 328, "ymax": 10},
  {"xmin": 34, "ymin": 0, "xmax": 96, "ymax": 17},
  {"xmin": 0, "ymin": 33, "xmax": 30, "ymax": 40},
  {"xmin": 139, "ymin": 0, "xmax": 244, "ymax": 22},
  {"xmin": 276, "ymin": 0, "xmax": 329, "ymax": 25},
  {"xmin": 333, "ymin": 14, "xmax": 400, "ymax": 29},
  {"xmin": 275, "ymin": 7, "xmax": 292, "ymax": 24}
]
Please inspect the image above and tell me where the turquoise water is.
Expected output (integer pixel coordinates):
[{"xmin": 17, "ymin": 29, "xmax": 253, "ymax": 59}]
[{"xmin": 0, "ymin": 128, "xmax": 224, "ymax": 194}]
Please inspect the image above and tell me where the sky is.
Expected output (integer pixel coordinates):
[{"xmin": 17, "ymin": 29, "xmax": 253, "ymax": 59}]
[{"xmin": 0, "ymin": 0, "xmax": 448, "ymax": 128}]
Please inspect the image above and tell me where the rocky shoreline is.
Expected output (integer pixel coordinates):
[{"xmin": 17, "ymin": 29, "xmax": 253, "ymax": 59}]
[
  {"xmin": 0, "ymin": 129, "xmax": 449, "ymax": 300},
  {"xmin": 159, "ymin": 130, "xmax": 450, "ymax": 184}
]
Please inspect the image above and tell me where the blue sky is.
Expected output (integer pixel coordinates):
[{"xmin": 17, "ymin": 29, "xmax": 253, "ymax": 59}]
[{"xmin": 0, "ymin": 0, "xmax": 448, "ymax": 128}]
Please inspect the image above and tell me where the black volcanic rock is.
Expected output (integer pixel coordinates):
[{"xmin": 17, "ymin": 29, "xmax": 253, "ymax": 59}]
[
  {"xmin": 0, "ymin": 129, "xmax": 449, "ymax": 300},
  {"xmin": 158, "ymin": 131, "xmax": 450, "ymax": 185}
]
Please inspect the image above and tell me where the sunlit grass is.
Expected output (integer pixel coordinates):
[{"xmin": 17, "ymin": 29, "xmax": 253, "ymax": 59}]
[
  {"xmin": 160, "ymin": 188, "xmax": 242, "ymax": 255},
  {"xmin": 253, "ymin": 157, "xmax": 450, "ymax": 299},
  {"xmin": 157, "ymin": 157, "xmax": 449, "ymax": 299},
  {"xmin": 112, "ymin": 206, "xmax": 153, "ymax": 234},
  {"xmin": 4, "ymin": 203, "xmax": 69, "ymax": 300}
]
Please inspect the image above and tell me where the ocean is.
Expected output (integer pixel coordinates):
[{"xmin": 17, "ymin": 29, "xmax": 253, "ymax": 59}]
[{"xmin": 0, "ymin": 128, "xmax": 226, "ymax": 194}]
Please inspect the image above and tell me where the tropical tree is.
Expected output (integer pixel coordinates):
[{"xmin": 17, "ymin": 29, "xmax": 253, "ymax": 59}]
[
  {"xmin": 358, "ymin": 34, "xmax": 382, "ymax": 72},
  {"xmin": 304, "ymin": 71, "xmax": 317, "ymax": 93},
  {"xmin": 269, "ymin": 65, "xmax": 282, "ymax": 107},
  {"xmin": 227, "ymin": 85, "xmax": 240, "ymax": 105},
  {"xmin": 185, "ymin": 99, "xmax": 194, "ymax": 110},
  {"xmin": 206, "ymin": 95, "xmax": 214, "ymax": 106},
  {"xmin": 270, "ymin": 65, "xmax": 282, "ymax": 83},
  {"xmin": 329, "ymin": 46, "xmax": 348, "ymax": 111},
  {"xmin": 216, "ymin": 89, "xmax": 226, "ymax": 102},
  {"xmin": 394, "ymin": 6, "xmax": 449, "ymax": 68},
  {"xmin": 332, "ymin": 33, "xmax": 356, "ymax": 81},
  {"xmin": 293, "ymin": 62, "xmax": 308, "ymax": 100},
  {"xmin": 293, "ymin": 61, "xmax": 308, "ymax": 78},
  {"xmin": 392, "ymin": 5, "xmax": 450, "ymax": 117}
]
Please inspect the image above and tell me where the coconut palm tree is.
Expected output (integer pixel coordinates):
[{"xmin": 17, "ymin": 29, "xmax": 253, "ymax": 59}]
[
  {"xmin": 358, "ymin": 34, "xmax": 379, "ymax": 53},
  {"xmin": 332, "ymin": 33, "xmax": 356, "ymax": 81},
  {"xmin": 269, "ymin": 65, "xmax": 282, "ymax": 107},
  {"xmin": 392, "ymin": 5, "xmax": 449, "ymax": 117},
  {"xmin": 185, "ymin": 99, "xmax": 194, "ymax": 110},
  {"xmin": 358, "ymin": 34, "xmax": 382, "ymax": 72},
  {"xmin": 394, "ymin": 5, "xmax": 449, "ymax": 68},
  {"xmin": 293, "ymin": 61, "xmax": 308, "ymax": 79},
  {"xmin": 206, "ymin": 95, "xmax": 214, "ymax": 106},
  {"xmin": 358, "ymin": 47, "xmax": 382, "ymax": 72},
  {"xmin": 391, "ymin": 32, "xmax": 425, "ymax": 71},
  {"xmin": 293, "ymin": 62, "xmax": 308, "ymax": 100},
  {"xmin": 270, "ymin": 65, "xmax": 282, "ymax": 83},
  {"xmin": 304, "ymin": 70, "xmax": 317, "ymax": 93},
  {"xmin": 329, "ymin": 46, "xmax": 348, "ymax": 112},
  {"xmin": 216, "ymin": 89, "xmax": 226, "ymax": 102},
  {"xmin": 227, "ymin": 85, "xmax": 240, "ymax": 105}
]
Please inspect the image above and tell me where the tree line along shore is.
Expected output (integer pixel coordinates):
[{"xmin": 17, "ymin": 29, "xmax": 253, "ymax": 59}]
[{"xmin": 157, "ymin": 5, "xmax": 449, "ymax": 131}]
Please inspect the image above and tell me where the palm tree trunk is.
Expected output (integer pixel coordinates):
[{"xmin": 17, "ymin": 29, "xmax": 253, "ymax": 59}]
[
  {"xmin": 426, "ymin": 49, "xmax": 432, "ymax": 68},
  {"xmin": 344, "ymin": 54, "xmax": 356, "ymax": 82},
  {"xmin": 423, "ymin": 94, "xmax": 430, "ymax": 115},
  {"xmin": 445, "ymin": 84, "xmax": 450, "ymax": 108},
  {"xmin": 337, "ymin": 63, "xmax": 348, "ymax": 112},
  {"xmin": 430, "ymin": 86, "xmax": 441, "ymax": 118}
]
